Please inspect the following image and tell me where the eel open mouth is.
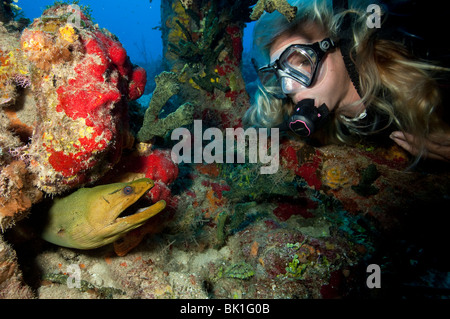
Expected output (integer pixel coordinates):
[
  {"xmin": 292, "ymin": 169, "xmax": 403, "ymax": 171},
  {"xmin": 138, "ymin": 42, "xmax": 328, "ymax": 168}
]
[
  {"xmin": 116, "ymin": 196, "xmax": 151, "ymax": 220},
  {"xmin": 115, "ymin": 195, "xmax": 166, "ymax": 226}
]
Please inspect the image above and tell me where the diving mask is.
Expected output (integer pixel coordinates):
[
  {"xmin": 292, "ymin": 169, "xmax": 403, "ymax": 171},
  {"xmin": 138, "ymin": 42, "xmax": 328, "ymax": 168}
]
[{"xmin": 257, "ymin": 38, "xmax": 337, "ymax": 99}]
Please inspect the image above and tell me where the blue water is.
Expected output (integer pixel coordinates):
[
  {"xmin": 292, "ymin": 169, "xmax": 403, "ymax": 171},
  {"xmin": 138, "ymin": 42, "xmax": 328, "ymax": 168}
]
[{"xmin": 19, "ymin": 0, "xmax": 254, "ymax": 65}]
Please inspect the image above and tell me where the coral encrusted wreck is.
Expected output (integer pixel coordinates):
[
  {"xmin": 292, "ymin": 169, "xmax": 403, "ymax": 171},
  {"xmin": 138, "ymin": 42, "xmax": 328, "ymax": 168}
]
[
  {"xmin": 250, "ymin": 0, "xmax": 298, "ymax": 22},
  {"xmin": 2, "ymin": 4, "xmax": 146, "ymax": 194},
  {"xmin": 1, "ymin": 4, "xmax": 147, "ymax": 229}
]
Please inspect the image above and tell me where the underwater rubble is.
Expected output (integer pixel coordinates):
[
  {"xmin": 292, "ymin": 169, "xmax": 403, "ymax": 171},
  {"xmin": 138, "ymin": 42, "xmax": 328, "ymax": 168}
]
[{"xmin": 1, "ymin": 1, "xmax": 450, "ymax": 300}]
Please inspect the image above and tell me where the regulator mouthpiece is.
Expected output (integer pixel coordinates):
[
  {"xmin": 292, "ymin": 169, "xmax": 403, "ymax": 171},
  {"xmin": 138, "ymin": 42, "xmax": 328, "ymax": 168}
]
[{"xmin": 287, "ymin": 99, "xmax": 330, "ymax": 137}]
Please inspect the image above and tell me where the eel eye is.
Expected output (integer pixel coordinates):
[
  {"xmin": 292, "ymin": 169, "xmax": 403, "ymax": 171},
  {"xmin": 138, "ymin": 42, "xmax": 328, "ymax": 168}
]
[{"xmin": 123, "ymin": 186, "xmax": 134, "ymax": 195}]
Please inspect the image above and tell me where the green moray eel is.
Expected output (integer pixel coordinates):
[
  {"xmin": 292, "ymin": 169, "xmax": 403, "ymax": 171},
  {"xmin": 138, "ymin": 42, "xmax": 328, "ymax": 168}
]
[{"xmin": 41, "ymin": 178, "xmax": 166, "ymax": 249}]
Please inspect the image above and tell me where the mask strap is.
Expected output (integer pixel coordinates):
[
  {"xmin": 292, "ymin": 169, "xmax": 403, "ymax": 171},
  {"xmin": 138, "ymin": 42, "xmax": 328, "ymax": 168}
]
[
  {"xmin": 339, "ymin": 14, "xmax": 362, "ymax": 99},
  {"xmin": 333, "ymin": 0, "xmax": 363, "ymax": 99}
]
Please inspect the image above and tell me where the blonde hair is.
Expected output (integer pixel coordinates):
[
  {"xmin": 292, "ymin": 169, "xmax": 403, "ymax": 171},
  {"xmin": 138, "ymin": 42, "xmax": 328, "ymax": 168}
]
[{"xmin": 244, "ymin": 0, "xmax": 448, "ymax": 157}]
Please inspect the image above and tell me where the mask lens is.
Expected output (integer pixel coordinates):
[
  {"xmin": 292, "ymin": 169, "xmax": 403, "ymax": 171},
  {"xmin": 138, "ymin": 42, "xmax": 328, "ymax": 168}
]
[
  {"xmin": 258, "ymin": 68, "xmax": 284, "ymax": 97},
  {"xmin": 281, "ymin": 77, "xmax": 305, "ymax": 94},
  {"xmin": 257, "ymin": 40, "xmax": 329, "ymax": 98},
  {"xmin": 284, "ymin": 47, "xmax": 316, "ymax": 80}
]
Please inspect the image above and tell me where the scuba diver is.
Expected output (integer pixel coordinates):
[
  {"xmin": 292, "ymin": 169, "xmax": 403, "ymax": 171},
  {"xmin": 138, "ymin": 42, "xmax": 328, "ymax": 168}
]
[{"xmin": 243, "ymin": 0, "xmax": 450, "ymax": 162}]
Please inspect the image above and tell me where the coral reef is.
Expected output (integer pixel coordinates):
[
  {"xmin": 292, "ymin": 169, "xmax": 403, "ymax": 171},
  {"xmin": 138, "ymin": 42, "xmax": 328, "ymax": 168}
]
[
  {"xmin": 137, "ymin": 71, "xmax": 194, "ymax": 142},
  {"xmin": 1, "ymin": 4, "xmax": 147, "ymax": 196},
  {"xmin": 0, "ymin": 111, "xmax": 43, "ymax": 230},
  {"xmin": 220, "ymin": 161, "xmax": 298, "ymax": 201},
  {"xmin": 250, "ymin": 0, "xmax": 298, "ymax": 22},
  {"xmin": 322, "ymin": 160, "xmax": 352, "ymax": 190},
  {"xmin": 221, "ymin": 262, "xmax": 255, "ymax": 279},
  {"xmin": 351, "ymin": 164, "xmax": 380, "ymax": 197},
  {"xmin": 277, "ymin": 241, "xmax": 327, "ymax": 280},
  {"xmin": 0, "ymin": 23, "xmax": 28, "ymax": 108},
  {"xmin": 0, "ymin": 1, "xmax": 15, "ymax": 24},
  {"xmin": 162, "ymin": 0, "xmax": 250, "ymax": 129},
  {"xmin": 179, "ymin": 0, "xmax": 194, "ymax": 10},
  {"xmin": 0, "ymin": 160, "xmax": 43, "ymax": 231},
  {"xmin": 279, "ymin": 140, "xmax": 324, "ymax": 190},
  {"xmin": 0, "ymin": 234, "xmax": 33, "ymax": 298},
  {"xmin": 168, "ymin": 3, "xmax": 223, "ymax": 67},
  {"xmin": 21, "ymin": 5, "xmax": 146, "ymax": 193}
]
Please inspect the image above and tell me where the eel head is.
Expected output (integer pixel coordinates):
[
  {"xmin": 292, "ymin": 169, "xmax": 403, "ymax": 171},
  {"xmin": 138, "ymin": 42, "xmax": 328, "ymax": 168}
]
[{"xmin": 42, "ymin": 178, "xmax": 166, "ymax": 249}]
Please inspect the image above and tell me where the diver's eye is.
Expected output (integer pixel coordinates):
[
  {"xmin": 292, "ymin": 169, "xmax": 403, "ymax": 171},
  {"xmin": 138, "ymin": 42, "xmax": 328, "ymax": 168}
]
[{"xmin": 123, "ymin": 186, "xmax": 134, "ymax": 195}]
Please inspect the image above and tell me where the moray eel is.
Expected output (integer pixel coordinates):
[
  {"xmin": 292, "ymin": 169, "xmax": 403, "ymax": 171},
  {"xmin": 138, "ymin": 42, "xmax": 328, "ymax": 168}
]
[{"xmin": 41, "ymin": 178, "xmax": 166, "ymax": 249}]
